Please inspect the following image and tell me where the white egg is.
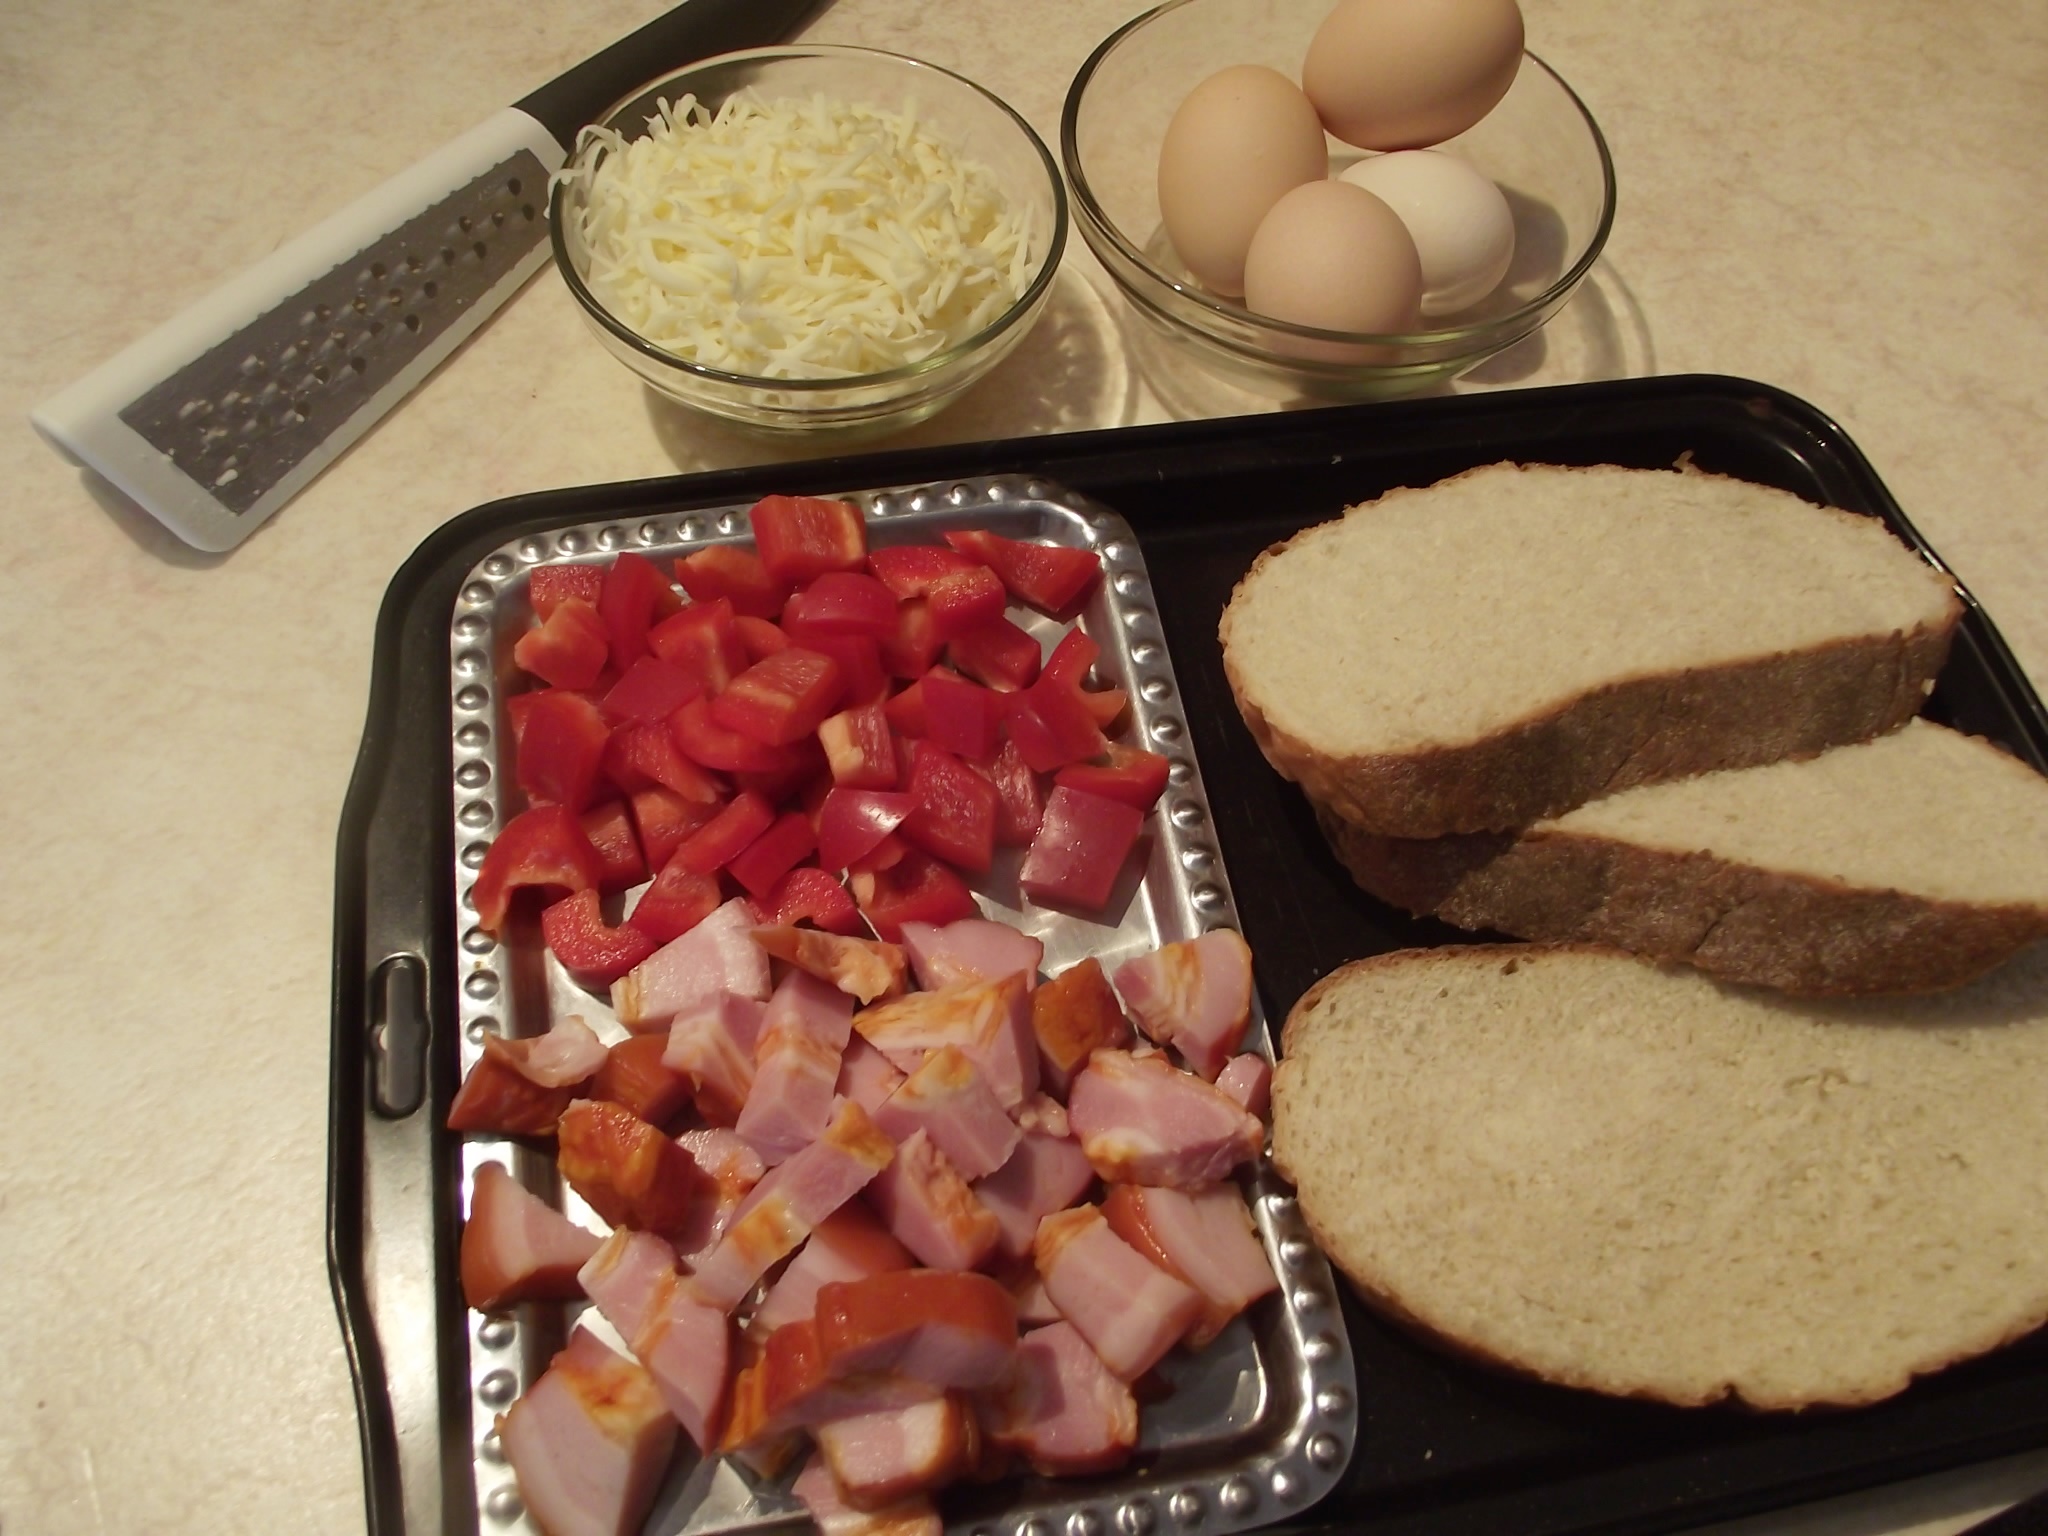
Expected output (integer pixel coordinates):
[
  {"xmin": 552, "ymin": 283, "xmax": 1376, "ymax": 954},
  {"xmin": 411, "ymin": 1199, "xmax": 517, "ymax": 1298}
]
[{"xmin": 1339, "ymin": 150, "xmax": 1515, "ymax": 315}]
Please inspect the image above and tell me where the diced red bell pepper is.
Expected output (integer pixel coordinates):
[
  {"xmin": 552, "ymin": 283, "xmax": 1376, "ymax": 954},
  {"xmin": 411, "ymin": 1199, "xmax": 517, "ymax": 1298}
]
[
  {"xmin": 925, "ymin": 564, "xmax": 1009, "ymax": 639},
  {"xmin": 730, "ymin": 737, "xmax": 828, "ymax": 806},
  {"xmin": 673, "ymin": 790, "xmax": 777, "ymax": 876},
  {"xmin": 600, "ymin": 655, "xmax": 704, "ymax": 725},
  {"xmin": 1041, "ymin": 627, "xmax": 1100, "ymax": 690},
  {"xmin": 605, "ymin": 721, "xmax": 727, "ymax": 803},
  {"xmin": 818, "ymin": 702, "xmax": 898, "ymax": 790},
  {"xmin": 884, "ymin": 669, "xmax": 953, "ymax": 739},
  {"xmin": 624, "ymin": 858, "xmax": 723, "ymax": 945},
  {"xmin": 598, "ymin": 551, "xmax": 680, "ymax": 673},
  {"xmin": 471, "ymin": 805, "xmax": 606, "ymax": 935},
  {"xmin": 1055, "ymin": 744, "xmax": 1172, "ymax": 811},
  {"xmin": 848, "ymin": 831, "xmax": 909, "ymax": 877},
  {"xmin": 878, "ymin": 597, "xmax": 943, "ymax": 679},
  {"xmin": 628, "ymin": 785, "xmax": 721, "ymax": 872},
  {"xmin": 851, "ymin": 850, "xmax": 978, "ymax": 942},
  {"xmin": 791, "ymin": 632, "xmax": 888, "ymax": 709},
  {"xmin": 541, "ymin": 888, "xmax": 660, "ymax": 985},
  {"xmin": 816, "ymin": 788, "xmax": 918, "ymax": 873},
  {"xmin": 751, "ymin": 494, "xmax": 867, "ymax": 584},
  {"xmin": 899, "ymin": 742, "xmax": 1000, "ymax": 874},
  {"xmin": 1019, "ymin": 786, "xmax": 1144, "ymax": 910},
  {"xmin": 648, "ymin": 598, "xmax": 749, "ymax": 696},
  {"xmin": 765, "ymin": 866, "xmax": 864, "ymax": 935},
  {"xmin": 528, "ymin": 563, "xmax": 605, "ymax": 622},
  {"xmin": 671, "ymin": 696, "xmax": 815, "ymax": 775},
  {"xmin": 711, "ymin": 648, "xmax": 846, "ymax": 747},
  {"xmin": 782, "ymin": 571, "xmax": 899, "ymax": 641},
  {"xmin": 923, "ymin": 671, "xmax": 1005, "ymax": 762},
  {"xmin": 515, "ymin": 689, "xmax": 612, "ymax": 811},
  {"xmin": 947, "ymin": 615, "xmax": 1042, "ymax": 691},
  {"xmin": 1004, "ymin": 676, "xmax": 1112, "ymax": 774},
  {"xmin": 867, "ymin": 543, "xmax": 979, "ymax": 597},
  {"xmin": 513, "ymin": 595, "xmax": 609, "ymax": 689},
  {"xmin": 735, "ymin": 615, "xmax": 790, "ymax": 663},
  {"xmin": 988, "ymin": 739, "xmax": 1046, "ymax": 847},
  {"xmin": 675, "ymin": 545, "xmax": 791, "ymax": 619},
  {"xmin": 1080, "ymin": 686, "xmax": 1129, "ymax": 730},
  {"xmin": 726, "ymin": 810, "xmax": 818, "ymax": 899},
  {"xmin": 578, "ymin": 800, "xmax": 647, "ymax": 891},
  {"xmin": 943, "ymin": 529, "xmax": 1104, "ymax": 617}
]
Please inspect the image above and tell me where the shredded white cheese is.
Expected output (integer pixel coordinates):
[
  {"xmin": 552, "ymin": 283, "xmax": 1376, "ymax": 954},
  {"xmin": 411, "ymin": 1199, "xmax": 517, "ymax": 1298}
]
[{"xmin": 558, "ymin": 90, "xmax": 1038, "ymax": 380}]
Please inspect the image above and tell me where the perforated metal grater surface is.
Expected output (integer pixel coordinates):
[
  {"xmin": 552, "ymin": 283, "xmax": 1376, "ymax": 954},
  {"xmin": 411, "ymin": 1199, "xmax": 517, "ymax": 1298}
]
[
  {"xmin": 30, "ymin": 0, "xmax": 830, "ymax": 552},
  {"xmin": 121, "ymin": 158, "xmax": 549, "ymax": 516}
]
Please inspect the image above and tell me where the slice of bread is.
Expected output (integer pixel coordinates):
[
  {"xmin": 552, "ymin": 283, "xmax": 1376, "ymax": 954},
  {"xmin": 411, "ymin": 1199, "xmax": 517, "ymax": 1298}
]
[
  {"xmin": 1317, "ymin": 719, "xmax": 2048, "ymax": 994},
  {"xmin": 1218, "ymin": 462, "xmax": 1962, "ymax": 837},
  {"xmin": 1271, "ymin": 943, "xmax": 2048, "ymax": 1410}
]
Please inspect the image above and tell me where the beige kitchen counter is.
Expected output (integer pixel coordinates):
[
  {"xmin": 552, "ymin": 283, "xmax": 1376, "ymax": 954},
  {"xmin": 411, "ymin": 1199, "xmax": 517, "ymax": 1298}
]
[{"xmin": 3, "ymin": 0, "xmax": 2045, "ymax": 1532}]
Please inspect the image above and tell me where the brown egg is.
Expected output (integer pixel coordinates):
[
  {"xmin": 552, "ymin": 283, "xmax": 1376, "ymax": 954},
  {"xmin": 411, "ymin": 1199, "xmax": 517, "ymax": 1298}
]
[
  {"xmin": 1303, "ymin": 0, "xmax": 1525, "ymax": 151},
  {"xmin": 1242, "ymin": 179, "xmax": 1424, "ymax": 334},
  {"xmin": 1157, "ymin": 65, "xmax": 1331, "ymax": 297}
]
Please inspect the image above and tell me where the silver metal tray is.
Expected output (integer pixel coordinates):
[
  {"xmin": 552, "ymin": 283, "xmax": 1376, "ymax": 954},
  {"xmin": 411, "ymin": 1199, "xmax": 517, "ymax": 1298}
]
[{"xmin": 441, "ymin": 472, "xmax": 1358, "ymax": 1536}]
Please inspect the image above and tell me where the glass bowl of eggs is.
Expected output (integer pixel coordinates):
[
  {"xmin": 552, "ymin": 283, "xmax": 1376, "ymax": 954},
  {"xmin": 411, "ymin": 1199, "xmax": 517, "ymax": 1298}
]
[
  {"xmin": 1062, "ymin": 0, "xmax": 1614, "ymax": 401},
  {"xmin": 550, "ymin": 45, "xmax": 1067, "ymax": 435}
]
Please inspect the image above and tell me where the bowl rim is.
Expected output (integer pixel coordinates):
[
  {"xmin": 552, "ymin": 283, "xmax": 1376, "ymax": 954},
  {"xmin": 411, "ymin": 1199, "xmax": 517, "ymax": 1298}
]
[
  {"xmin": 548, "ymin": 43, "xmax": 1070, "ymax": 395},
  {"xmin": 1058, "ymin": 4, "xmax": 1617, "ymax": 351}
]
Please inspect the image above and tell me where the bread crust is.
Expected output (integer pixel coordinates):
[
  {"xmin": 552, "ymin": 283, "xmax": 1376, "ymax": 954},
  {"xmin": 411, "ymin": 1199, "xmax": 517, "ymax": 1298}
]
[
  {"xmin": 1215, "ymin": 463, "xmax": 1963, "ymax": 837},
  {"xmin": 1314, "ymin": 806, "xmax": 2048, "ymax": 995},
  {"xmin": 1222, "ymin": 613, "xmax": 1955, "ymax": 837},
  {"xmin": 1272, "ymin": 944, "xmax": 2048, "ymax": 1410}
]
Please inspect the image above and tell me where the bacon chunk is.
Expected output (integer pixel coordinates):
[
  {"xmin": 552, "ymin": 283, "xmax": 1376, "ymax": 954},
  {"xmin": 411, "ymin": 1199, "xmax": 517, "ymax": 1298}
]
[
  {"xmin": 835, "ymin": 1035, "xmax": 907, "ymax": 1115},
  {"xmin": 736, "ymin": 969, "xmax": 855, "ymax": 1164},
  {"xmin": 900, "ymin": 918, "xmax": 1044, "ymax": 991},
  {"xmin": 1066, "ymin": 1049, "xmax": 1263, "ymax": 1189},
  {"xmin": 982, "ymin": 1320, "xmax": 1139, "ymax": 1477},
  {"xmin": 587, "ymin": 1033, "xmax": 694, "ymax": 1127},
  {"xmin": 576, "ymin": 1228, "xmax": 736, "ymax": 1451},
  {"xmin": 577, "ymin": 1228, "xmax": 679, "ymax": 1342},
  {"xmin": 460, "ymin": 1162, "xmax": 602, "ymax": 1313},
  {"xmin": 672, "ymin": 1127, "xmax": 765, "ymax": 1266},
  {"xmin": 1102, "ymin": 1183, "xmax": 1278, "ymax": 1348},
  {"xmin": 814, "ymin": 1395, "xmax": 982, "ymax": 1511},
  {"xmin": 498, "ymin": 1327, "xmax": 676, "ymax": 1536},
  {"xmin": 611, "ymin": 896, "xmax": 770, "ymax": 1031},
  {"xmin": 1029, "ymin": 958, "xmax": 1132, "ymax": 1096},
  {"xmin": 974, "ymin": 1127, "xmax": 1097, "ymax": 1261},
  {"xmin": 815, "ymin": 1269, "xmax": 1019, "ymax": 1389},
  {"xmin": 867, "ymin": 1129, "xmax": 1000, "ymax": 1272},
  {"xmin": 1214, "ymin": 1052, "xmax": 1272, "ymax": 1119},
  {"xmin": 723, "ymin": 1316, "xmax": 938, "ymax": 1453},
  {"xmin": 688, "ymin": 1099, "xmax": 896, "ymax": 1312},
  {"xmin": 753, "ymin": 924, "xmax": 908, "ymax": 1005},
  {"xmin": 447, "ymin": 1016, "xmax": 607, "ymax": 1136},
  {"xmin": 661, "ymin": 994, "xmax": 765, "ymax": 1125},
  {"xmin": 1034, "ymin": 1204, "xmax": 1201, "ymax": 1381},
  {"xmin": 1111, "ymin": 929, "xmax": 1254, "ymax": 1081},
  {"xmin": 872, "ymin": 1046, "xmax": 1021, "ymax": 1180},
  {"xmin": 750, "ymin": 1204, "xmax": 913, "ymax": 1341},
  {"xmin": 854, "ymin": 973, "xmax": 1037, "ymax": 1108},
  {"xmin": 792, "ymin": 1451, "xmax": 942, "ymax": 1536},
  {"xmin": 555, "ymin": 1099, "xmax": 716, "ymax": 1241}
]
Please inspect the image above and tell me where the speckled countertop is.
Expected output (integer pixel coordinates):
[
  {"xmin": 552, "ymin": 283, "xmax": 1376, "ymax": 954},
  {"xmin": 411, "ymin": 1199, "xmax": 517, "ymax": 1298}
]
[{"xmin": 4, "ymin": 1, "xmax": 2047, "ymax": 1533}]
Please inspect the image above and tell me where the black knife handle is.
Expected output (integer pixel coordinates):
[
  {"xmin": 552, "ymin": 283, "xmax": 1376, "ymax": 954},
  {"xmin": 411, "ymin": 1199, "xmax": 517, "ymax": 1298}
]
[{"xmin": 517, "ymin": 0, "xmax": 835, "ymax": 147}]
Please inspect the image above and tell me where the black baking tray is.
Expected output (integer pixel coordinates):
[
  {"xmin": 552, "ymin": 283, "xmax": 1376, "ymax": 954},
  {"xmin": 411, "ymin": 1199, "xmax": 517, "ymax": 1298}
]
[{"xmin": 331, "ymin": 373, "xmax": 2048, "ymax": 1536}]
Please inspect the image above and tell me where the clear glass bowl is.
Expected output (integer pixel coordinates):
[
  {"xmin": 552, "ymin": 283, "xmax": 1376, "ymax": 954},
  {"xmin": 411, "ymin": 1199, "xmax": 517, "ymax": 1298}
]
[
  {"xmin": 1062, "ymin": 0, "xmax": 1615, "ymax": 401},
  {"xmin": 550, "ymin": 46, "xmax": 1068, "ymax": 436}
]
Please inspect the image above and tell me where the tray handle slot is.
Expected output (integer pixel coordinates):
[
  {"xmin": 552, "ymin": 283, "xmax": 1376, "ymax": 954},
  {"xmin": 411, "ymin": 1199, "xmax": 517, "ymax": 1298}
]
[{"xmin": 370, "ymin": 953, "xmax": 430, "ymax": 1119}]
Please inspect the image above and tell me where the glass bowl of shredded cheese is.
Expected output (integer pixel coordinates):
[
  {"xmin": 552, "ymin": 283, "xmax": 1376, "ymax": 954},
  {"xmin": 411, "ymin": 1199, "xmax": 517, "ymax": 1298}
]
[{"xmin": 549, "ymin": 46, "xmax": 1067, "ymax": 435}]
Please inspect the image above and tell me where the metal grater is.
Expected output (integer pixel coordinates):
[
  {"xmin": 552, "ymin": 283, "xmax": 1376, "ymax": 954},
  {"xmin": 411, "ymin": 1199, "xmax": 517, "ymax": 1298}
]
[{"xmin": 30, "ymin": 0, "xmax": 830, "ymax": 553}]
